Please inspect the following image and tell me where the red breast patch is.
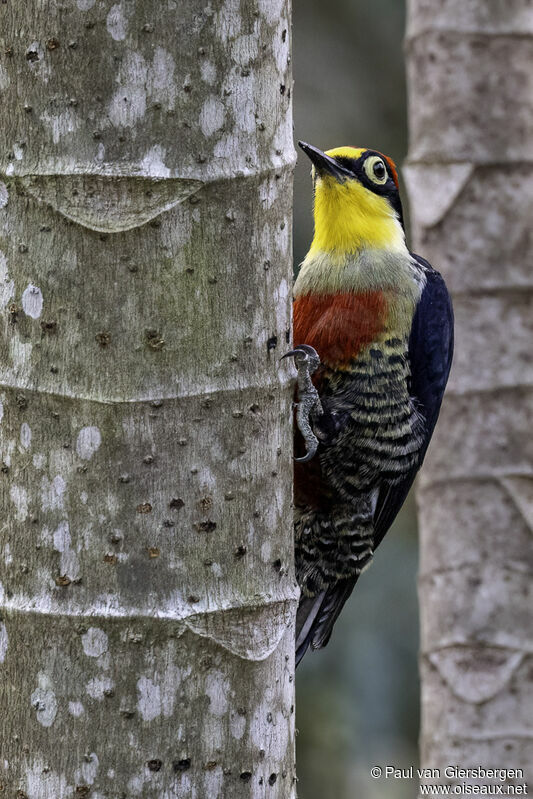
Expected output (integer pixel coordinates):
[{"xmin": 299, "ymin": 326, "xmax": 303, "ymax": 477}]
[{"xmin": 293, "ymin": 291, "xmax": 388, "ymax": 367}]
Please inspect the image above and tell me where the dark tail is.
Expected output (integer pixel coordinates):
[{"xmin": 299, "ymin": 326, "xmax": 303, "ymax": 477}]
[{"xmin": 295, "ymin": 578, "xmax": 357, "ymax": 667}]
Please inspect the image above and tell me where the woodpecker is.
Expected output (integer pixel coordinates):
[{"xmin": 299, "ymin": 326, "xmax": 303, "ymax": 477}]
[{"xmin": 288, "ymin": 142, "xmax": 453, "ymax": 666}]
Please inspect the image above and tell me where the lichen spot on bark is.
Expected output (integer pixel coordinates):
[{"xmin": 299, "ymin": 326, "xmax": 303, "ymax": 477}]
[
  {"xmin": 0, "ymin": 622, "xmax": 8, "ymax": 662},
  {"xmin": 76, "ymin": 426, "xmax": 102, "ymax": 460},
  {"xmin": 22, "ymin": 284, "xmax": 43, "ymax": 319},
  {"xmin": 106, "ymin": 3, "xmax": 128, "ymax": 41},
  {"xmin": 30, "ymin": 673, "xmax": 58, "ymax": 727},
  {"xmin": 136, "ymin": 676, "xmax": 162, "ymax": 721},
  {"xmin": 81, "ymin": 628, "xmax": 109, "ymax": 658},
  {"xmin": 20, "ymin": 422, "xmax": 32, "ymax": 449},
  {"xmin": 68, "ymin": 701, "xmax": 85, "ymax": 717},
  {"xmin": 0, "ymin": 181, "xmax": 8, "ymax": 207}
]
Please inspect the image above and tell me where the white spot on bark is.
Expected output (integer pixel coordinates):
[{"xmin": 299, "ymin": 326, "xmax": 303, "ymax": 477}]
[
  {"xmin": 231, "ymin": 82, "xmax": 256, "ymax": 134},
  {"xmin": 96, "ymin": 142, "xmax": 105, "ymax": 162},
  {"xmin": 273, "ymin": 19, "xmax": 290, "ymax": 73},
  {"xmin": 140, "ymin": 145, "xmax": 171, "ymax": 178},
  {"xmin": 0, "ymin": 251, "xmax": 14, "ymax": 309},
  {"xmin": 40, "ymin": 109, "xmax": 81, "ymax": 144},
  {"xmin": 203, "ymin": 767, "xmax": 224, "ymax": 798},
  {"xmin": 76, "ymin": 752, "xmax": 99, "ymax": 785},
  {"xmin": 20, "ymin": 422, "xmax": 32, "ymax": 449},
  {"xmin": 273, "ymin": 277, "xmax": 289, "ymax": 335},
  {"xmin": 40, "ymin": 526, "xmax": 51, "ymax": 546},
  {"xmin": 230, "ymin": 711, "xmax": 246, "ymax": 739},
  {"xmin": 0, "ymin": 622, "xmax": 8, "ymax": 663},
  {"xmin": 259, "ymin": 177, "xmax": 279, "ymax": 209},
  {"xmin": 205, "ymin": 671, "xmax": 230, "ymax": 717},
  {"xmin": 68, "ymin": 701, "xmax": 85, "ymax": 717},
  {"xmin": 0, "ymin": 64, "xmax": 10, "ymax": 91},
  {"xmin": 107, "ymin": 3, "xmax": 128, "ymax": 40},
  {"xmin": 86, "ymin": 676, "xmax": 114, "ymax": 700},
  {"xmin": 215, "ymin": 0, "xmax": 242, "ymax": 42},
  {"xmin": 275, "ymin": 221, "xmax": 290, "ymax": 254},
  {"xmin": 10, "ymin": 484, "xmax": 29, "ymax": 522},
  {"xmin": 250, "ymin": 704, "xmax": 289, "ymax": 757},
  {"xmin": 9, "ymin": 336, "xmax": 32, "ymax": 375},
  {"xmin": 108, "ymin": 51, "xmax": 147, "ymax": 127},
  {"xmin": 80, "ymin": 490, "xmax": 88, "ymax": 504},
  {"xmin": 0, "ymin": 399, "xmax": 3, "ymax": 423},
  {"xmin": 31, "ymin": 673, "xmax": 58, "ymax": 727},
  {"xmin": 13, "ymin": 143, "xmax": 24, "ymax": 161},
  {"xmin": 199, "ymin": 97, "xmax": 225, "ymax": 138},
  {"xmin": 53, "ymin": 521, "xmax": 80, "ymax": 581},
  {"xmin": 271, "ymin": 120, "xmax": 292, "ymax": 166},
  {"xmin": 76, "ymin": 426, "xmax": 101, "ymax": 460},
  {"xmin": 33, "ymin": 453, "xmax": 46, "ymax": 469},
  {"xmin": 1, "ymin": 439, "xmax": 14, "ymax": 470},
  {"xmin": 21, "ymin": 284, "xmax": 43, "ymax": 319},
  {"xmin": 213, "ymin": 134, "xmax": 238, "ymax": 161},
  {"xmin": 5, "ymin": 163, "xmax": 14, "ymax": 176},
  {"xmin": 0, "ymin": 182, "xmax": 8, "ymax": 207},
  {"xmin": 197, "ymin": 466, "xmax": 217, "ymax": 491},
  {"xmin": 25, "ymin": 758, "xmax": 70, "ymax": 798},
  {"xmin": 149, "ymin": 47, "xmax": 176, "ymax": 109},
  {"xmin": 231, "ymin": 33, "xmax": 259, "ymax": 65},
  {"xmin": 26, "ymin": 42, "xmax": 51, "ymax": 82},
  {"xmin": 77, "ymin": 0, "xmax": 96, "ymax": 8},
  {"xmin": 259, "ymin": 0, "xmax": 285, "ymax": 24},
  {"xmin": 261, "ymin": 540, "xmax": 272, "ymax": 562},
  {"xmin": 82, "ymin": 627, "xmax": 109, "ymax": 658},
  {"xmin": 178, "ymin": 775, "xmax": 193, "ymax": 795},
  {"xmin": 136, "ymin": 676, "xmax": 161, "ymax": 721},
  {"xmin": 200, "ymin": 60, "xmax": 217, "ymax": 85},
  {"xmin": 41, "ymin": 474, "xmax": 66, "ymax": 511},
  {"xmin": 3, "ymin": 543, "xmax": 12, "ymax": 566},
  {"xmin": 97, "ymin": 651, "xmax": 112, "ymax": 671},
  {"xmin": 127, "ymin": 774, "xmax": 145, "ymax": 796}
]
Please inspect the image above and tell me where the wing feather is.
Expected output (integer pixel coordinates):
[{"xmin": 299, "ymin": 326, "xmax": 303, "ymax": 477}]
[{"xmin": 373, "ymin": 255, "xmax": 454, "ymax": 546}]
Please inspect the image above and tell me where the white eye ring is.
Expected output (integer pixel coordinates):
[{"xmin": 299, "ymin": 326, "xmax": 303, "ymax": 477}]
[{"xmin": 364, "ymin": 156, "xmax": 388, "ymax": 185}]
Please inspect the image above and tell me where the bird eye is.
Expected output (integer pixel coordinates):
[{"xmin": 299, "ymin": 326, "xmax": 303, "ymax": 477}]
[{"xmin": 364, "ymin": 155, "xmax": 388, "ymax": 185}]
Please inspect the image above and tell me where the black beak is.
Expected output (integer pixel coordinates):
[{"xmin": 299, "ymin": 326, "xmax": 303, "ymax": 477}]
[{"xmin": 298, "ymin": 141, "xmax": 352, "ymax": 182}]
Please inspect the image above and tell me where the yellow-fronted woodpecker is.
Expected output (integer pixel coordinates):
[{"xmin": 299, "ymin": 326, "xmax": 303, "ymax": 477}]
[{"xmin": 287, "ymin": 142, "xmax": 454, "ymax": 666}]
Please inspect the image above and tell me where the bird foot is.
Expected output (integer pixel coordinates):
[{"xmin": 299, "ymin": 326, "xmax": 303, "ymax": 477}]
[{"xmin": 282, "ymin": 345, "xmax": 323, "ymax": 462}]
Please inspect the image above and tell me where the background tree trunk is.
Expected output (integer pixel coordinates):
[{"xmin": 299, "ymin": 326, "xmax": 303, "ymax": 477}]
[
  {"xmin": 405, "ymin": 0, "xmax": 533, "ymax": 792},
  {"xmin": 0, "ymin": 2, "xmax": 297, "ymax": 797}
]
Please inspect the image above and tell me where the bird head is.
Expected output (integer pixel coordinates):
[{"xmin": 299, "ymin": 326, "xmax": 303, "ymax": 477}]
[{"xmin": 299, "ymin": 141, "xmax": 405, "ymax": 256}]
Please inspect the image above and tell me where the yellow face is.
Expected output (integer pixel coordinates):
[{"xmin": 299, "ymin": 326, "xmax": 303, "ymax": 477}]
[{"xmin": 309, "ymin": 146, "xmax": 405, "ymax": 256}]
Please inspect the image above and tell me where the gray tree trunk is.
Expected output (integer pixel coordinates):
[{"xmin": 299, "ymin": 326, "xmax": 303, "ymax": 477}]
[
  {"xmin": 405, "ymin": 0, "xmax": 533, "ymax": 793},
  {"xmin": 0, "ymin": 2, "xmax": 297, "ymax": 797}
]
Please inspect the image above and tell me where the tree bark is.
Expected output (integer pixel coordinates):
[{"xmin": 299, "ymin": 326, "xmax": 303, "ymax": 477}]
[
  {"xmin": 0, "ymin": 2, "xmax": 297, "ymax": 797},
  {"xmin": 405, "ymin": 0, "xmax": 533, "ymax": 792}
]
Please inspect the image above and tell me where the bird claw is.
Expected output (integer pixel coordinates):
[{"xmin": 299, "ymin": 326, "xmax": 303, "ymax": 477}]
[{"xmin": 282, "ymin": 345, "xmax": 323, "ymax": 462}]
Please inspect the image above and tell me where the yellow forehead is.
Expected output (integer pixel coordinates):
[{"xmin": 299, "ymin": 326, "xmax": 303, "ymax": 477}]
[{"xmin": 324, "ymin": 146, "xmax": 367, "ymax": 160}]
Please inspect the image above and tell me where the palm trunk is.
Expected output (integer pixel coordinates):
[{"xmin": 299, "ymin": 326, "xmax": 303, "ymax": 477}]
[
  {"xmin": 0, "ymin": 2, "xmax": 297, "ymax": 796},
  {"xmin": 405, "ymin": 0, "xmax": 533, "ymax": 792}
]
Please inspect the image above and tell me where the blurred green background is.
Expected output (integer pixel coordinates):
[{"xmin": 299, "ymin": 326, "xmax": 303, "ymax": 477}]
[{"xmin": 292, "ymin": 2, "xmax": 421, "ymax": 798}]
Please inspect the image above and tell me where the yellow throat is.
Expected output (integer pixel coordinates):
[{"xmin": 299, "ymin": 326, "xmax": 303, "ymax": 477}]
[{"xmin": 308, "ymin": 147, "xmax": 406, "ymax": 257}]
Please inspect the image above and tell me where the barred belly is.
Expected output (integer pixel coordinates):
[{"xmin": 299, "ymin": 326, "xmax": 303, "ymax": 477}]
[
  {"xmin": 295, "ymin": 340, "xmax": 426, "ymax": 596},
  {"xmin": 319, "ymin": 339, "xmax": 426, "ymax": 497}
]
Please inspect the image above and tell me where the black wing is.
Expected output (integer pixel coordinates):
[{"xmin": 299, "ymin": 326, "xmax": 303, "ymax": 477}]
[{"xmin": 373, "ymin": 254, "xmax": 454, "ymax": 547}]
